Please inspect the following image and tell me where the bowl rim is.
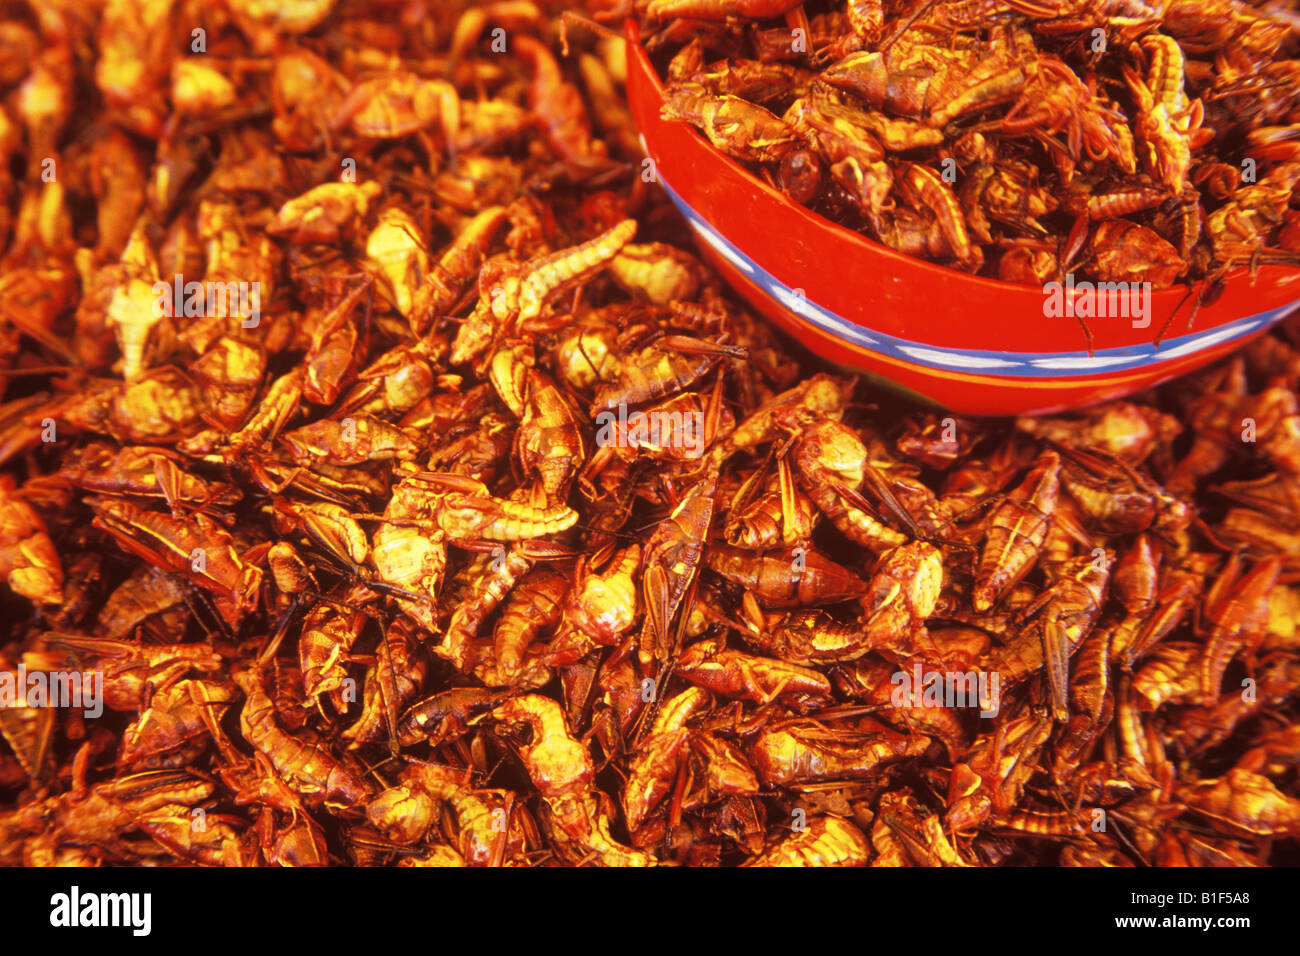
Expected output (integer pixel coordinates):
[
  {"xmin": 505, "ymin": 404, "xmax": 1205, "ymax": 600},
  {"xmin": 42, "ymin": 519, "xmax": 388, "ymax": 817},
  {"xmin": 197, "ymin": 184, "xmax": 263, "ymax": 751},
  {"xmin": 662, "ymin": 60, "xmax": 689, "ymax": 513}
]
[{"xmin": 656, "ymin": 169, "xmax": 1300, "ymax": 377}]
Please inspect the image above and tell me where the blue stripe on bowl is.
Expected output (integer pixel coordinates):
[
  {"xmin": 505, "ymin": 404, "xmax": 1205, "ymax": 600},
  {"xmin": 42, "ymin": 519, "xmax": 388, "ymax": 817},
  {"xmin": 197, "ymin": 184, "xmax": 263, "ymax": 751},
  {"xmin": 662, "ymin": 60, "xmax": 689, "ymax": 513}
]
[{"xmin": 658, "ymin": 177, "xmax": 1300, "ymax": 379}]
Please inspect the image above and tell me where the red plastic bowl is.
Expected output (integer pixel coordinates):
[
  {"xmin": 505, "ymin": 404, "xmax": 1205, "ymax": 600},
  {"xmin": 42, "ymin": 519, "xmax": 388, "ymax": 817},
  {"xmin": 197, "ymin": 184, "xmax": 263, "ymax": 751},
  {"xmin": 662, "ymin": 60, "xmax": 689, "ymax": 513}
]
[{"xmin": 625, "ymin": 21, "xmax": 1300, "ymax": 416}]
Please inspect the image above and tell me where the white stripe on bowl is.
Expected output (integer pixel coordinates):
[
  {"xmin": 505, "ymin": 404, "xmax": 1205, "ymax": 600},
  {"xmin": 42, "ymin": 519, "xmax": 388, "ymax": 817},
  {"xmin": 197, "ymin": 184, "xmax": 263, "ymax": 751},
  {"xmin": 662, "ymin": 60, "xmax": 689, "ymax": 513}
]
[
  {"xmin": 896, "ymin": 345, "xmax": 1024, "ymax": 369},
  {"xmin": 1028, "ymin": 354, "xmax": 1147, "ymax": 370},
  {"xmin": 1156, "ymin": 321, "xmax": 1262, "ymax": 359},
  {"xmin": 770, "ymin": 285, "xmax": 879, "ymax": 344},
  {"xmin": 687, "ymin": 219, "xmax": 756, "ymax": 275}
]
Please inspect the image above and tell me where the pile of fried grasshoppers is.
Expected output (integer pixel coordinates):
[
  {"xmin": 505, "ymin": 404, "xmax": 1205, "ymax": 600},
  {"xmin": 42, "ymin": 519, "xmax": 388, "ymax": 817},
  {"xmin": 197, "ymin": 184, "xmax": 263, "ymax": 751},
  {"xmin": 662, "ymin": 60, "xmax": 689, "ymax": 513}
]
[
  {"xmin": 1, "ymin": 0, "xmax": 1299, "ymax": 867},
  {"xmin": 637, "ymin": 0, "xmax": 1300, "ymax": 290}
]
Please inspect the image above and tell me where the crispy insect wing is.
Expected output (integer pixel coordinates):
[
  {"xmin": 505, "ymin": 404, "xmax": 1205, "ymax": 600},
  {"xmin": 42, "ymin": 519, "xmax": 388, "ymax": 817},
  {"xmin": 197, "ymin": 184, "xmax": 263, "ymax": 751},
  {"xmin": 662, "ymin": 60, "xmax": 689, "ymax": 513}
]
[
  {"xmin": 1030, "ymin": 551, "xmax": 1112, "ymax": 720},
  {"xmin": 640, "ymin": 467, "xmax": 719, "ymax": 666},
  {"xmin": 343, "ymin": 618, "xmax": 428, "ymax": 749},
  {"xmin": 413, "ymin": 206, "xmax": 509, "ymax": 334},
  {"xmin": 973, "ymin": 449, "xmax": 1061, "ymax": 612},
  {"xmin": 88, "ymin": 497, "xmax": 260, "ymax": 622},
  {"xmin": 1199, "ymin": 555, "xmax": 1282, "ymax": 702}
]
